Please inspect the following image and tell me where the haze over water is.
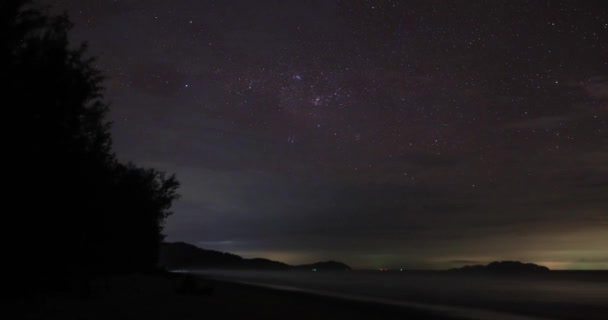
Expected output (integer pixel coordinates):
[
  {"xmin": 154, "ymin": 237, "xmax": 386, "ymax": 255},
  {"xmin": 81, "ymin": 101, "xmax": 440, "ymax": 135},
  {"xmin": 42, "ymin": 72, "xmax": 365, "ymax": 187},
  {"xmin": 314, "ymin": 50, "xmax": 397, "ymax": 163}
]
[{"xmin": 195, "ymin": 270, "xmax": 608, "ymax": 320}]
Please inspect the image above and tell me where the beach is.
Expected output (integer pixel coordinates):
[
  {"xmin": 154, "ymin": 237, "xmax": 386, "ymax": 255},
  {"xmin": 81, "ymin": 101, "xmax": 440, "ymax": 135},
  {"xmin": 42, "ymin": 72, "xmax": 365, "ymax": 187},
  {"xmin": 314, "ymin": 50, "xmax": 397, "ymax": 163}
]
[
  {"xmin": 195, "ymin": 270, "xmax": 608, "ymax": 320},
  {"xmin": 14, "ymin": 270, "xmax": 608, "ymax": 319},
  {"xmin": 14, "ymin": 273, "xmax": 460, "ymax": 320}
]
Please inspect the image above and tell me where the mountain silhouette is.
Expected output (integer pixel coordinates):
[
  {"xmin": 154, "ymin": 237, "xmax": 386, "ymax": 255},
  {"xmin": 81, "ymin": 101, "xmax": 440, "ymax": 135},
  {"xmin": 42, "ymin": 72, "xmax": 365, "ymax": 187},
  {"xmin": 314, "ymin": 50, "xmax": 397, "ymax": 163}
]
[
  {"xmin": 449, "ymin": 261, "xmax": 550, "ymax": 273},
  {"xmin": 159, "ymin": 242, "xmax": 351, "ymax": 271}
]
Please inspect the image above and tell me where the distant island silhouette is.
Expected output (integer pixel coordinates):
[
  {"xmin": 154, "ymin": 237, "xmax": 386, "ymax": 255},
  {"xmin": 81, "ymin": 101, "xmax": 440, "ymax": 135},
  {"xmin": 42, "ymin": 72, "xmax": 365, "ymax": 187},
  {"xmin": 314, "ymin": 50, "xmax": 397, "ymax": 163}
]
[
  {"xmin": 449, "ymin": 261, "xmax": 550, "ymax": 273},
  {"xmin": 160, "ymin": 242, "xmax": 351, "ymax": 271}
]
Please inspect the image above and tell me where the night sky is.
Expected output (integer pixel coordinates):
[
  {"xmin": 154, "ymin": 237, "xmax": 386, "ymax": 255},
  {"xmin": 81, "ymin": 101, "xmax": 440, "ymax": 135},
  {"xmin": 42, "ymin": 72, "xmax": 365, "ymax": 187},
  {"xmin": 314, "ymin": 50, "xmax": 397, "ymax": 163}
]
[{"xmin": 47, "ymin": 0, "xmax": 607, "ymax": 270}]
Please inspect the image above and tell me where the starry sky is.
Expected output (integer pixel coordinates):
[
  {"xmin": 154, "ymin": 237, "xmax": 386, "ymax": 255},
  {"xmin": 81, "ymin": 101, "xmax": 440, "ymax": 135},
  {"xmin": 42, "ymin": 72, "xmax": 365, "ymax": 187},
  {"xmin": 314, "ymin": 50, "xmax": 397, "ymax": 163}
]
[{"xmin": 47, "ymin": 0, "xmax": 608, "ymax": 270}]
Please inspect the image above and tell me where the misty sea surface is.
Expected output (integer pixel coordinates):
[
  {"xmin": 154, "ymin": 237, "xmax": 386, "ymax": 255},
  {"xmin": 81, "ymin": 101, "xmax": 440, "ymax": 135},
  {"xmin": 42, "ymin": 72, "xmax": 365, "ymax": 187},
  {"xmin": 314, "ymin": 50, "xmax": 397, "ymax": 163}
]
[{"xmin": 192, "ymin": 270, "xmax": 608, "ymax": 320}]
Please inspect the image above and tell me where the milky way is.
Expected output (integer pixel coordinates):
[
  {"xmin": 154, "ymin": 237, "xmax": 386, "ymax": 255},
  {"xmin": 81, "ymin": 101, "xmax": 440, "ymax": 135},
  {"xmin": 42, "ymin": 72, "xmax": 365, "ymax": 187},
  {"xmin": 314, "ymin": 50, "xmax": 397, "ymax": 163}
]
[{"xmin": 48, "ymin": 0, "xmax": 608, "ymax": 269}]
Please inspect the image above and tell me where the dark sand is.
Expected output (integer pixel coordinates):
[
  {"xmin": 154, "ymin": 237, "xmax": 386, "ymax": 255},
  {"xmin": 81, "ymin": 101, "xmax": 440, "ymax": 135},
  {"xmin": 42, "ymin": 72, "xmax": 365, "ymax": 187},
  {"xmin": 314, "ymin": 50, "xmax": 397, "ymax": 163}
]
[
  {"xmin": 14, "ymin": 274, "xmax": 462, "ymax": 320},
  {"xmin": 194, "ymin": 270, "xmax": 608, "ymax": 320}
]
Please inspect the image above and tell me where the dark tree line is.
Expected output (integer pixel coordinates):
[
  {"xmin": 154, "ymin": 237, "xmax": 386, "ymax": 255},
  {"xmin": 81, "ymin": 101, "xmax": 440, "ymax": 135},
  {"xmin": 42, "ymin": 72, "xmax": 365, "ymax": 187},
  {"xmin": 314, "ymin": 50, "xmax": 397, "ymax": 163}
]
[{"xmin": 2, "ymin": 0, "xmax": 180, "ymax": 286}]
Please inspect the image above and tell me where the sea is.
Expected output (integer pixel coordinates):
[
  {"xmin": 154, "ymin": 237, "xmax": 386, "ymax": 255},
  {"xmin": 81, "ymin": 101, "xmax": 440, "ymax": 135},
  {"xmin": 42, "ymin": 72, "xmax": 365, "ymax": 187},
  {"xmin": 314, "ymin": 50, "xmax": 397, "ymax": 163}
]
[{"xmin": 190, "ymin": 269, "xmax": 608, "ymax": 320}]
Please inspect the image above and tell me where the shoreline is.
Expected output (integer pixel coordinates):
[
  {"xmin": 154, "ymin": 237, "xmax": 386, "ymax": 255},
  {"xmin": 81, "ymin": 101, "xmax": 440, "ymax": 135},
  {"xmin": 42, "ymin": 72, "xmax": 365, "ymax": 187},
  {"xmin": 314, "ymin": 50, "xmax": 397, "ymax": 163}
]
[
  {"xmin": 14, "ymin": 271, "xmax": 608, "ymax": 319},
  {"xmin": 192, "ymin": 269, "xmax": 608, "ymax": 320},
  {"xmin": 203, "ymin": 278, "xmax": 547, "ymax": 320},
  {"xmin": 13, "ymin": 273, "xmax": 463, "ymax": 319},
  {"xmin": 202, "ymin": 278, "xmax": 466, "ymax": 320}
]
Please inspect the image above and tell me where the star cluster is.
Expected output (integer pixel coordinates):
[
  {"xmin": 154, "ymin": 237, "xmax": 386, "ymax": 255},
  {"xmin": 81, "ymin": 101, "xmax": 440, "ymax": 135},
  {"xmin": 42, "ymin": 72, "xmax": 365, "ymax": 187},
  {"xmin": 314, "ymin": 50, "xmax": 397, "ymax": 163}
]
[{"xmin": 49, "ymin": 0, "xmax": 608, "ymax": 269}]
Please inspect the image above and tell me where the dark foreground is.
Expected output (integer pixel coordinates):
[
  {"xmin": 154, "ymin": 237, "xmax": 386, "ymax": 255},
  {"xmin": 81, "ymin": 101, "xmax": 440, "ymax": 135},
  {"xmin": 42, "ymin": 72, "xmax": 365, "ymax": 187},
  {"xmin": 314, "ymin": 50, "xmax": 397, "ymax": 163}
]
[
  {"xmin": 195, "ymin": 270, "xmax": 608, "ymax": 320},
  {"xmin": 12, "ymin": 274, "xmax": 462, "ymax": 320}
]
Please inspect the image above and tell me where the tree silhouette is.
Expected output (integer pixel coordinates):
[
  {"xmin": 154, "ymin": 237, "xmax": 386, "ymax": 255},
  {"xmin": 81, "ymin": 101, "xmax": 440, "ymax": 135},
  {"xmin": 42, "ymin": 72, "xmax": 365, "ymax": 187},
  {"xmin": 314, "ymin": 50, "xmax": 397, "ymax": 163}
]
[
  {"xmin": 108, "ymin": 163, "xmax": 180, "ymax": 272},
  {"xmin": 3, "ymin": 0, "xmax": 180, "ymax": 287}
]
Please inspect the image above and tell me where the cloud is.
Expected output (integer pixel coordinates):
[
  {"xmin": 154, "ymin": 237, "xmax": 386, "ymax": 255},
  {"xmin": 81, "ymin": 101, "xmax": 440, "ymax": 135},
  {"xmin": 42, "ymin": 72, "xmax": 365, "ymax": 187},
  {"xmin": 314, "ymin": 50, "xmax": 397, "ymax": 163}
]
[{"xmin": 581, "ymin": 76, "xmax": 608, "ymax": 100}]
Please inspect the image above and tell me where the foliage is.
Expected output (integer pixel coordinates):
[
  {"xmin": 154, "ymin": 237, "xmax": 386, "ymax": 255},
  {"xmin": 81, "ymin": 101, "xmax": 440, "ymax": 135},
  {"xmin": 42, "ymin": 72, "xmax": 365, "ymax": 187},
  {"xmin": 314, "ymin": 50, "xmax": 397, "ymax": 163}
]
[{"xmin": 2, "ymin": 0, "xmax": 180, "ymax": 279}]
